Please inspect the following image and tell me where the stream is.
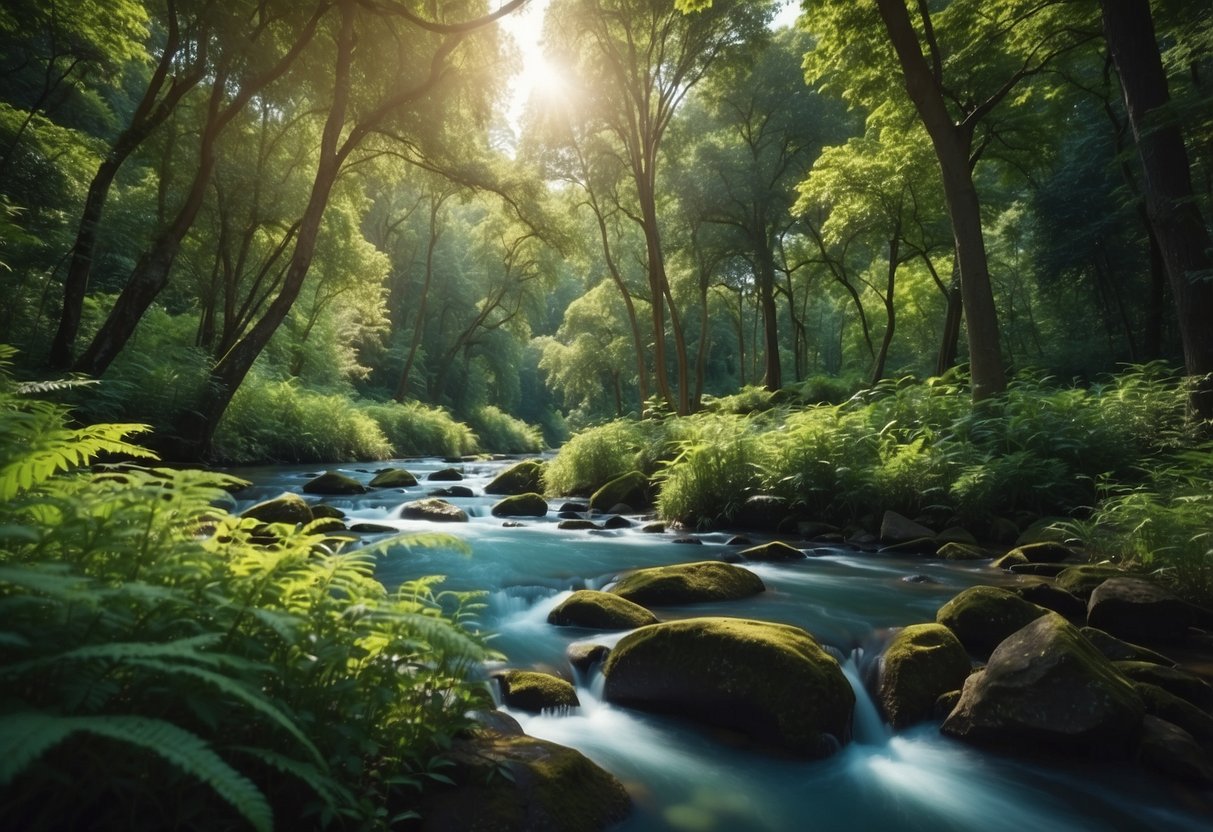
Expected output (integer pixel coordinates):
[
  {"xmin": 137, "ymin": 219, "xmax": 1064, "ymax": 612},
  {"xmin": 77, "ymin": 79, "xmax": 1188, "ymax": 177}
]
[{"xmin": 231, "ymin": 457, "xmax": 1213, "ymax": 832}]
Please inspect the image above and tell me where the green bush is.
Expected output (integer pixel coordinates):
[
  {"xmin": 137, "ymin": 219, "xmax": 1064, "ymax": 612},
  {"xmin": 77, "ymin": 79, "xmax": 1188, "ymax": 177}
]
[
  {"xmin": 0, "ymin": 347, "xmax": 495, "ymax": 830},
  {"xmin": 362, "ymin": 401, "xmax": 478, "ymax": 458},
  {"xmin": 467, "ymin": 405, "xmax": 544, "ymax": 454},
  {"xmin": 544, "ymin": 419, "xmax": 649, "ymax": 496},
  {"xmin": 656, "ymin": 414, "xmax": 765, "ymax": 527},
  {"xmin": 214, "ymin": 376, "xmax": 392, "ymax": 464}
]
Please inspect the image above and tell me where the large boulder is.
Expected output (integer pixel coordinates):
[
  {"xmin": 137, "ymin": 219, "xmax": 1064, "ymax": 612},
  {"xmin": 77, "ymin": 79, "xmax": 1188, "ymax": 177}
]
[
  {"xmin": 1138, "ymin": 716, "xmax": 1213, "ymax": 785},
  {"xmin": 302, "ymin": 471, "xmax": 368, "ymax": 495},
  {"xmin": 369, "ymin": 467, "xmax": 418, "ymax": 488},
  {"xmin": 1135, "ymin": 683, "xmax": 1213, "ymax": 748},
  {"xmin": 399, "ymin": 498, "xmax": 469, "ymax": 523},
  {"xmin": 941, "ymin": 614, "xmax": 1145, "ymax": 755},
  {"xmin": 602, "ymin": 617, "xmax": 854, "ymax": 757},
  {"xmin": 485, "ymin": 460, "xmax": 545, "ymax": 496},
  {"xmin": 588, "ymin": 471, "xmax": 651, "ymax": 512},
  {"xmin": 877, "ymin": 623, "xmax": 972, "ymax": 729},
  {"xmin": 548, "ymin": 591, "xmax": 658, "ymax": 630},
  {"xmin": 240, "ymin": 492, "xmax": 313, "ymax": 525},
  {"xmin": 935, "ymin": 586, "xmax": 1050, "ymax": 657},
  {"xmin": 494, "ymin": 670, "xmax": 579, "ymax": 712},
  {"xmin": 880, "ymin": 511, "xmax": 934, "ymax": 544},
  {"xmin": 417, "ymin": 729, "xmax": 630, "ymax": 832},
  {"xmin": 491, "ymin": 493, "xmax": 549, "ymax": 518},
  {"xmin": 1087, "ymin": 577, "xmax": 1193, "ymax": 644},
  {"xmin": 737, "ymin": 541, "xmax": 805, "ymax": 562},
  {"xmin": 1054, "ymin": 565, "xmax": 1130, "ymax": 599},
  {"xmin": 732, "ymin": 495, "xmax": 790, "ymax": 532},
  {"xmin": 1113, "ymin": 662, "xmax": 1213, "ymax": 711},
  {"xmin": 610, "ymin": 561, "xmax": 764, "ymax": 606}
]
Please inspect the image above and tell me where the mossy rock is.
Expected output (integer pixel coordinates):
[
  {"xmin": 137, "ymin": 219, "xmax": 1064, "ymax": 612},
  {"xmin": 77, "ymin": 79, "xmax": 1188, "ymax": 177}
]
[
  {"xmin": 936, "ymin": 526, "xmax": 978, "ymax": 545},
  {"xmin": 1080, "ymin": 627, "xmax": 1176, "ymax": 666},
  {"xmin": 1087, "ymin": 577, "xmax": 1194, "ymax": 644},
  {"xmin": 557, "ymin": 519, "xmax": 602, "ymax": 531},
  {"xmin": 417, "ymin": 729, "xmax": 630, "ymax": 832},
  {"xmin": 548, "ymin": 591, "xmax": 658, "ymax": 630},
  {"xmin": 1138, "ymin": 716, "xmax": 1213, "ymax": 785},
  {"xmin": 738, "ymin": 541, "xmax": 805, "ymax": 562},
  {"xmin": 428, "ymin": 467, "xmax": 464, "ymax": 481},
  {"xmin": 602, "ymin": 617, "xmax": 854, "ymax": 757},
  {"xmin": 1015, "ymin": 582, "xmax": 1087, "ymax": 622},
  {"xmin": 936, "ymin": 586, "xmax": 1050, "ymax": 657},
  {"xmin": 486, "ymin": 460, "xmax": 546, "ymax": 496},
  {"xmin": 610, "ymin": 561, "xmax": 764, "ymax": 606},
  {"xmin": 240, "ymin": 492, "xmax": 313, "ymax": 525},
  {"xmin": 878, "ymin": 623, "xmax": 972, "ymax": 729},
  {"xmin": 495, "ymin": 670, "xmax": 580, "ymax": 712},
  {"xmin": 309, "ymin": 503, "xmax": 346, "ymax": 520},
  {"xmin": 941, "ymin": 614, "xmax": 1144, "ymax": 755},
  {"xmin": 399, "ymin": 498, "xmax": 469, "ymax": 523},
  {"xmin": 1054, "ymin": 565, "xmax": 1131, "ymax": 599},
  {"xmin": 879, "ymin": 511, "xmax": 934, "ymax": 543},
  {"xmin": 1135, "ymin": 683, "xmax": 1213, "ymax": 747},
  {"xmin": 302, "ymin": 471, "xmax": 369, "ymax": 495},
  {"xmin": 1005, "ymin": 541, "xmax": 1078, "ymax": 564},
  {"xmin": 991, "ymin": 551, "xmax": 1029, "ymax": 570},
  {"xmin": 491, "ymin": 493, "xmax": 549, "ymax": 518},
  {"xmin": 937, "ymin": 542, "xmax": 990, "ymax": 561},
  {"xmin": 588, "ymin": 471, "xmax": 651, "ymax": 512},
  {"xmin": 567, "ymin": 643, "xmax": 611, "ymax": 674},
  {"xmin": 368, "ymin": 467, "xmax": 418, "ymax": 488},
  {"xmin": 1113, "ymin": 662, "xmax": 1213, "ymax": 712}
]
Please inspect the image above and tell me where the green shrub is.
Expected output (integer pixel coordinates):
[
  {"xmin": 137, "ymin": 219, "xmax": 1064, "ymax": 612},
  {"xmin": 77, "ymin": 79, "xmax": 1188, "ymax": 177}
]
[
  {"xmin": 215, "ymin": 376, "xmax": 392, "ymax": 464},
  {"xmin": 700, "ymin": 385, "xmax": 776, "ymax": 415},
  {"xmin": 467, "ymin": 405, "xmax": 544, "ymax": 454},
  {"xmin": 0, "ymin": 347, "xmax": 495, "ymax": 830},
  {"xmin": 656, "ymin": 414, "xmax": 765, "ymax": 526},
  {"xmin": 363, "ymin": 401, "xmax": 478, "ymax": 458},
  {"xmin": 544, "ymin": 419, "xmax": 648, "ymax": 496}
]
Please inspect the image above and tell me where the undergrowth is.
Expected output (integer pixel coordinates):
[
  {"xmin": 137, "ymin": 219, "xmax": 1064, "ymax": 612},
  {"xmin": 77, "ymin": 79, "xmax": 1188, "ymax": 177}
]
[{"xmin": 0, "ymin": 346, "xmax": 496, "ymax": 829}]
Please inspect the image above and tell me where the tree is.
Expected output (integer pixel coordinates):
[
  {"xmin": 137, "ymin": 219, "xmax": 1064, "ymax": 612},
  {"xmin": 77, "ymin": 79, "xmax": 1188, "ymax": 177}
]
[
  {"xmin": 1100, "ymin": 0, "xmax": 1213, "ymax": 420},
  {"xmin": 544, "ymin": 0, "xmax": 775, "ymax": 414},
  {"xmin": 804, "ymin": 0, "xmax": 1095, "ymax": 399}
]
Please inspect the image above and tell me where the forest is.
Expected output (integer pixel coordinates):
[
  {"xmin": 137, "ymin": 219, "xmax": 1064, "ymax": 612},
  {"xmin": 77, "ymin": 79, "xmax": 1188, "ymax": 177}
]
[{"xmin": 2, "ymin": 0, "xmax": 1213, "ymax": 830}]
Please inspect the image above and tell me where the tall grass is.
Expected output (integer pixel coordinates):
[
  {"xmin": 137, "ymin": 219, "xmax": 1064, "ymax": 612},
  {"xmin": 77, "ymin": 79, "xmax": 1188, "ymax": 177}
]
[
  {"xmin": 362, "ymin": 401, "xmax": 478, "ymax": 458},
  {"xmin": 215, "ymin": 376, "xmax": 393, "ymax": 463},
  {"xmin": 656, "ymin": 414, "xmax": 765, "ymax": 527},
  {"xmin": 467, "ymin": 405, "xmax": 544, "ymax": 454},
  {"xmin": 543, "ymin": 419, "xmax": 649, "ymax": 496},
  {"xmin": 0, "ymin": 346, "xmax": 496, "ymax": 829}
]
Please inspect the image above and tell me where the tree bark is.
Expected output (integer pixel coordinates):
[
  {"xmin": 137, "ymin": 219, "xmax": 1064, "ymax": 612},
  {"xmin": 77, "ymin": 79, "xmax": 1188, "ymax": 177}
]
[
  {"xmin": 1101, "ymin": 0, "xmax": 1213, "ymax": 419},
  {"xmin": 875, "ymin": 0, "xmax": 1006, "ymax": 400},
  {"xmin": 754, "ymin": 240, "xmax": 782, "ymax": 391},
  {"xmin": 871, "ymin": 238, "xmax": 899, "ymax": 384}
]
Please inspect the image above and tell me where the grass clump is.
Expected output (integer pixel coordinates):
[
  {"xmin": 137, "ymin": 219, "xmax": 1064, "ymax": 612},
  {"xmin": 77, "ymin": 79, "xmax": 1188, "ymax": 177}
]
[
  {"xmin": 362, "ymin": 401, "xmax": 478, "ymax": 458},
  {"xmin": 215, "ymin": 376, "xmax": 392, "ymax": 464},
  {"xmin": 467, "ymin": 405, "xmax": 544, "ymax": 454},
  {"xmin": 544, "ymin": 419, "xmax": 649, "ymax": 496},
  {"xmin": 0, "ymin": 346, "xmax": 496, "ymax": 830},
  {"xmin": 657, "ymin": 414, "xmax": 766, "ymax": 527}
]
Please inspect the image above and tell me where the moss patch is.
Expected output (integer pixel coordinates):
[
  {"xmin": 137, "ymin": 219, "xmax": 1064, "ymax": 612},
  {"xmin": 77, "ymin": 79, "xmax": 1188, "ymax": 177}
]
[
  {"xmin": 495, "ymin": 670, "xmax": 580, "ymax": 712},
  {"xmin": 240, "ymin": 492, "xmax": 312, "ymax": 525},
  {"xmin": 589, "ymin": 471, "xmax": 651, "ymax": 512},
  {"xmin": 610, "ymin": 561, "xmax": 764, "ymax": 606},
  {"xmin": 548, "ymin": 590, "xmax": 658, "ymax": 630},
  {"xmin": 486, "ymin": 460, "xmax": 546, "ymax": 495},
  {"xmin": 491, "ymin": 492, "xmax": 549, "ymax": 518},
  {"xmin": 878, "ymin": 623, "xmax": 972, "ymax": 728},
  {"xmin": 302, "ymin": 470, "xmax": 368, "ymax": 495},
  {"xmin": 369, "ymin": 467, "xmax": 418, "ymax": 488}
]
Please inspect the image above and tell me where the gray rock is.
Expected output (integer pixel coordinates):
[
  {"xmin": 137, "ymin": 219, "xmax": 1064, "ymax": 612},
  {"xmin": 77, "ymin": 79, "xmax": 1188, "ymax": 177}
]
[
  {"xmin": 1087, "ymin": 577, "xmax": 1193, "ymax": 643},
  {"xmin": 399, "ymin": 498, "xmax": 468, "ymax": 523}
]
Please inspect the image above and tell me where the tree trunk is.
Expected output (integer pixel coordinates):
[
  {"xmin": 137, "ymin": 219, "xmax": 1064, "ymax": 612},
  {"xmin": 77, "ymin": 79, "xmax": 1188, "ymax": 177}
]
[
  {"xmin": 1101, "ymin": 0, "xmax": 1213, "ymax": 419},
  {"xmin": 755, "ymin": 243, "xmax": 782, "ymax": 391},
  {"xmin": 871, "ymin": 238, "xmax": 899, "ymax": 384},
  {"xmin": 875, "ymin": 0, "xmax": 1006, "ymax": 400},
  {"xmin": 397, "ymin": 192, "xmax": 447, "ymax": 401},
  {"xmin": 637, "ymin": 174, "xmax": 677, "ymax": 413},
  {"xmin": 589, "ymin": 200, "xmax": 650, "ymax": 406}
]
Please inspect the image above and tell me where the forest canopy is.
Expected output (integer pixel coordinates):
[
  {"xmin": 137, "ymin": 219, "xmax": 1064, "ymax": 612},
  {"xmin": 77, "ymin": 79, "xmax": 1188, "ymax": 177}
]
[{"xmin": 0, "ymin": 0, "xmax": 1210, "ymax": 459}]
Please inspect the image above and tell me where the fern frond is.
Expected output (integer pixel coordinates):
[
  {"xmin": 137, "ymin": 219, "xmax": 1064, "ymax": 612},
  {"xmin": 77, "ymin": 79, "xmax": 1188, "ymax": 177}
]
[
  {"xmin": 0, "ymin": 711, "xmax": 272, "ymax": 832},
  {"xmin": 358, "ymin": 532, "xmax": 471, "ymax": 560},
  {"xmin": 15, "ymin": 378, "xmax": 99, "ymax": 396}
]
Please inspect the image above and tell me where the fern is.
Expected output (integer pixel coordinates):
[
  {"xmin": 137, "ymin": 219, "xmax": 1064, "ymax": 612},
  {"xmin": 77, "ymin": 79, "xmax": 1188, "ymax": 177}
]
[{"xmin": 0, "ymin": 711, "xmax": 273, "ymax": 832}]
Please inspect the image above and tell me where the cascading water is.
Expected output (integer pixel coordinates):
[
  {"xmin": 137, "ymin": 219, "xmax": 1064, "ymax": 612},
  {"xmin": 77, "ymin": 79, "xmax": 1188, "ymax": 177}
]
[{"xmin": 230, "ymin": 458, "xmax": 1213, "ymax": 832}]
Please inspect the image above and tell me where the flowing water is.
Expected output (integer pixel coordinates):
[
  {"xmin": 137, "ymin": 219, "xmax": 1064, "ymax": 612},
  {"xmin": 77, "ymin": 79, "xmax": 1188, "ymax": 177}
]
[{"xmin": 232, "ymin": 458, "xmax": 1213, "ymax": 832}]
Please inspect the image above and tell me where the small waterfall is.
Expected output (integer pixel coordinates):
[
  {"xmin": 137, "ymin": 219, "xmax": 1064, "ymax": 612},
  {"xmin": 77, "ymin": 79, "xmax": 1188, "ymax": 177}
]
[{"xmin": 841, "ymin": 648, "xmax": 892, "ymax": 745}]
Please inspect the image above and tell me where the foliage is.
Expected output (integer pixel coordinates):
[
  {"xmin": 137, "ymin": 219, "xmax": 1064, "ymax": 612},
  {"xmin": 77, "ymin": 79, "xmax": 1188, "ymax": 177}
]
[
  {"xmin": 362, "ymin": 401, "xmax": 478, "ymax": 459},
  {"xmin": 656, "ymin": 414, "xmax": 765, "ymax": 527},
  {"xmin": 215, "ymin": 375, "xmax": 393, "ymax": 464},
  {"xmin": 467, "ymin": 405, "xmax": 545, "ymax": 454},
  {"xmin": 0, "ymin": 350, "xmax": 496, "ymax": 829},
  {"xmin": 543, "ymin": 419, "xmax": 650, "ymax": 496}
]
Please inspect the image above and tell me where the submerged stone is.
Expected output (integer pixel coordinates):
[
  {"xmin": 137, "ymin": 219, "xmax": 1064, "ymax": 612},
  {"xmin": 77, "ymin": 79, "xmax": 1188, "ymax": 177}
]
[
  {"xmin": 610, "ymin": 561, "xmax": 764, "ymax": 606},
  {"xmin": 302, "ymin": 471, "xmax": 368, "ymax": 495},
  {"xmin": 368, "ymin": 467, "xmax": 418, "ymax": 488},
  {"xmin": 936, "ymin": 585, "xmax": 1050, "ymax": 657},
  {"xmin": 548, "ymin": 590, "xmax": 658, "ymax": 630},
  {"xmin": 399, "ymin": 497, "xmax": 468, "ymax": 523},
  {"xmin": 485, "ymin": 459, "xmax": 545, "ymax": 495},
  {"xmin": 494, "ymin": 670, "xmax": 580, "ymax": 712},
  {"xmin": 491, "ymin": 492, "xmax": 549, "ymax": 518},
  {"xmin": 602, "ymin": 617, "xmax": 854, "ymax": 757},
  {"xmin": 878, "ymin": 623, "xmax": 972, "ymax": 729},
  {"xmin": 941, "ymin": 614, "xmax": 1145, "ymax": 755}
]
